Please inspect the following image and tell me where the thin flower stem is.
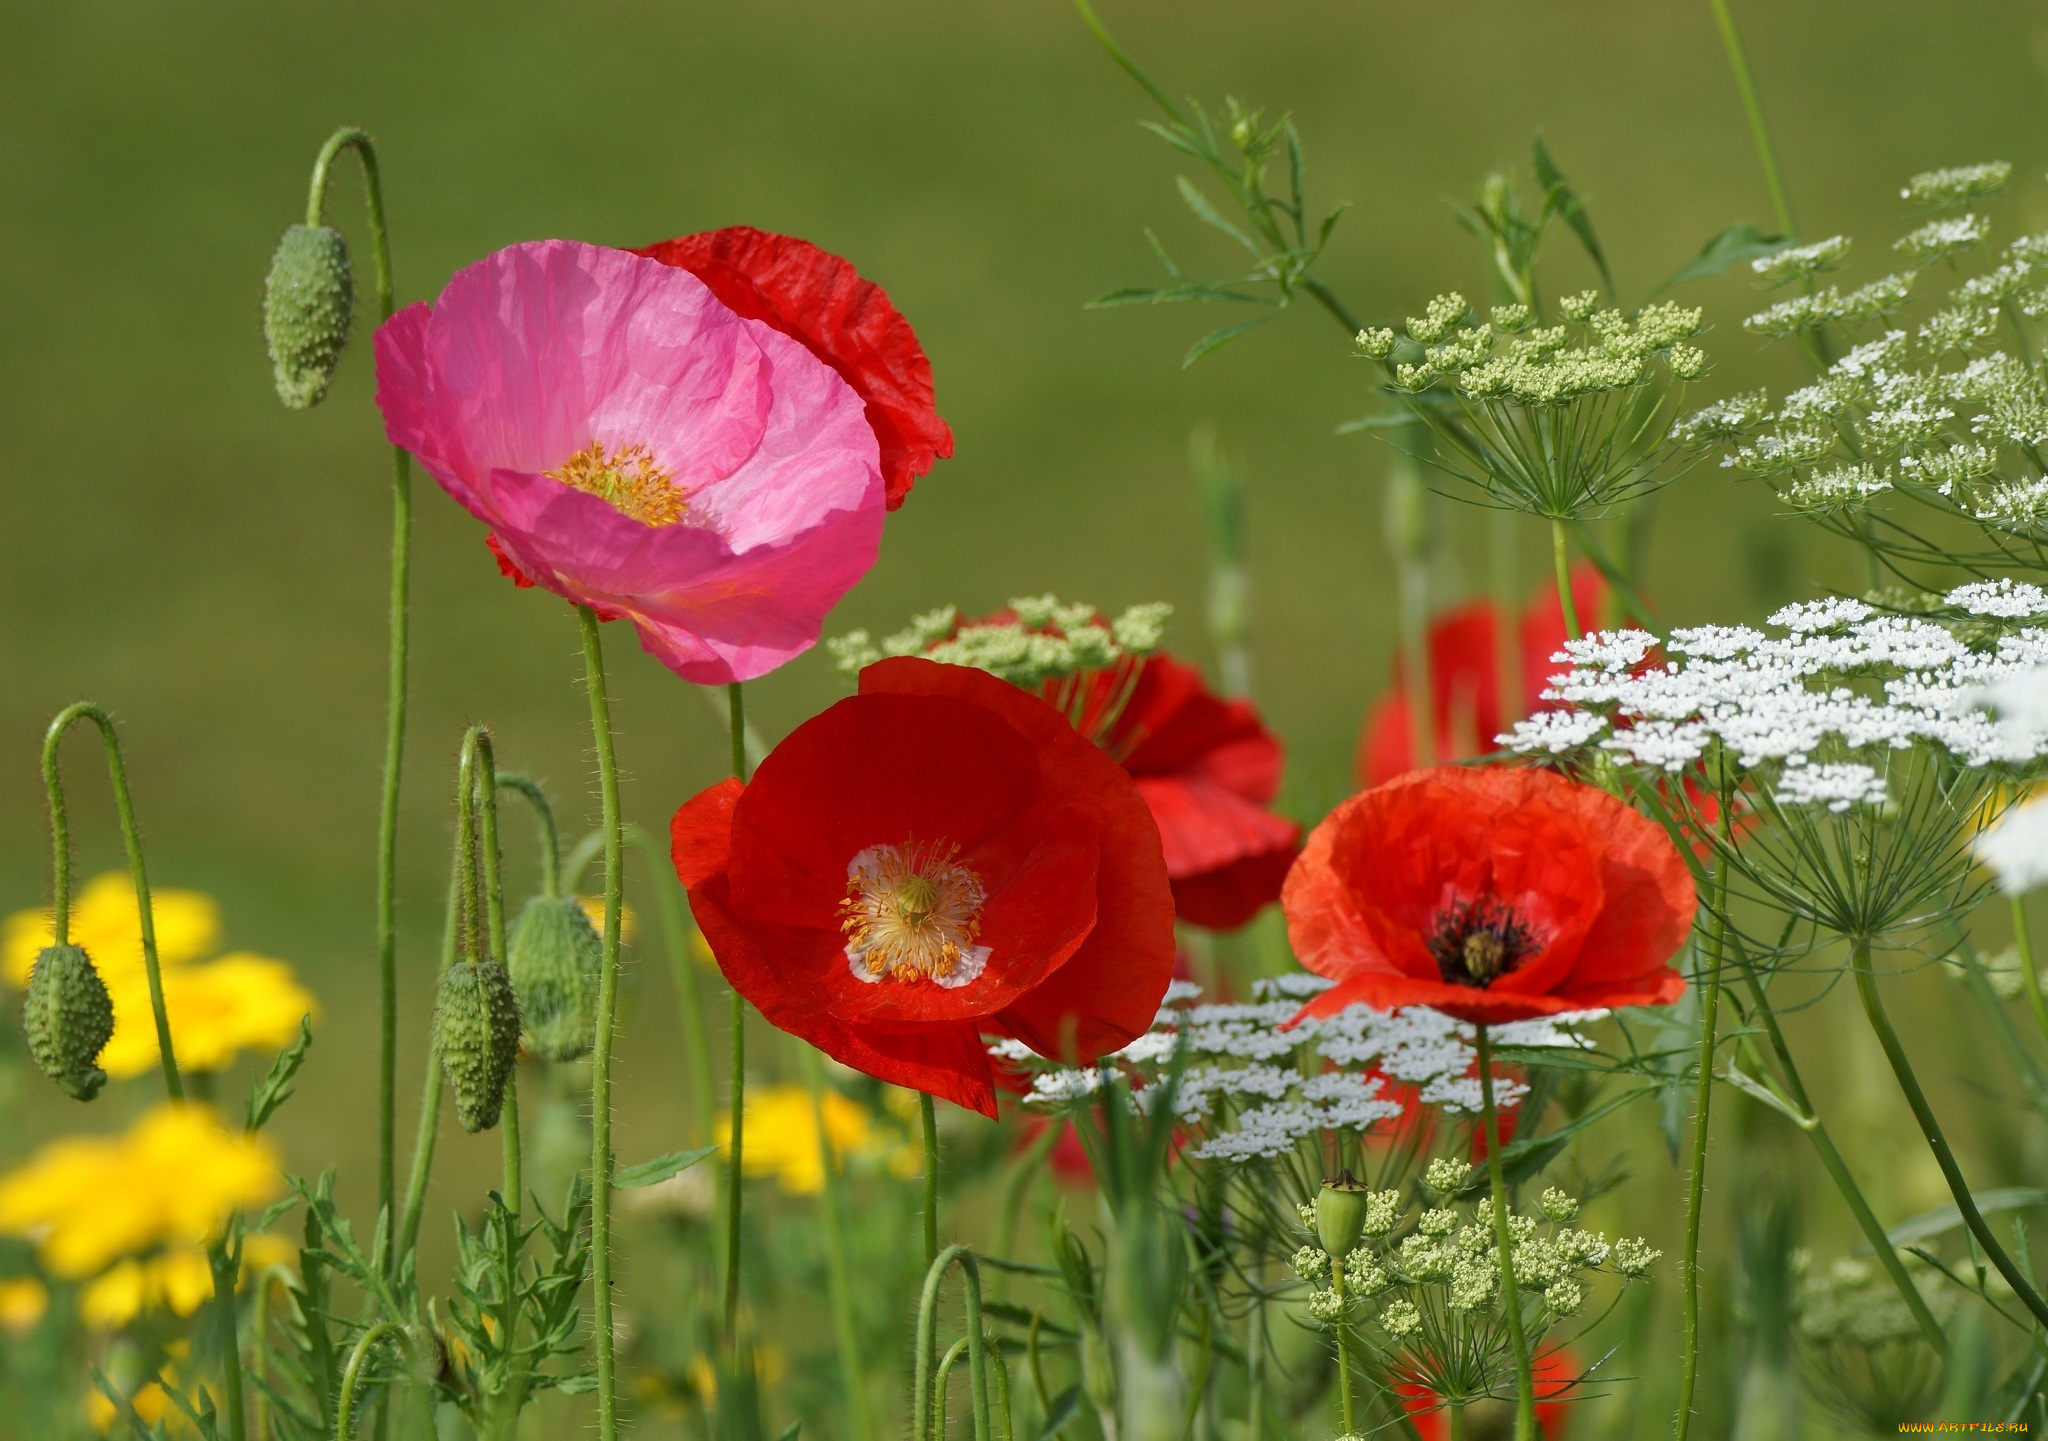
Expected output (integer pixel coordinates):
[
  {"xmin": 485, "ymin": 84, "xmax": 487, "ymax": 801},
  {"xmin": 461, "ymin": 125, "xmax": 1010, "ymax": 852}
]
[
  {"xmin": 1246, "ymin": 1285, "xmax": 1265, "ymax": 1441},
  {"xmin": 1475, "ymin": 1025, "xmax": 1537, "ymax": 1441},
  {"xmin": 1549, "ymin": 518, "xmax": 1580, "ymax": 642},
  {"xmin": 307, "ymin": 127, "xmax": 411, "ymax": 1237},
  {"xmin": 1850, "ymin": 939, "xmax": 2048, "ymax": 1331},
  {"xmin": 722, "ymin": 680, "xmax": 751, "ymax": 1344},
  {"xmin": 501, "ymin": 1077, "xmax": 522, "ymax": 1218},
  {"xmin": 1448, "ymin": 1406, "xmax": 1467, "ymax": 1441},
  {"xmin": 576, "ymin": 607, "xmax": 627, "ymax": 1441},
  {"xmin": 210, "ymin": 1242, "xmax": 249, "ymax": 1441},
  {"xmin": 1703, "ymin": 0, "xmax": 1797, "ymax": 237},
  {"xmin": 2011, "ymin": 896, "xmax": 2048, "ymax": 1050},
  {"xmin": 1673, "ymin": 830, "xmax": 1732, "ymax": 1441},
  {"xmin": 803, "ymin": 1046, "xmax": 873, "ymax": 1441},
  {"xmin": 42, "ymin": 704, "xmax": 181, "ymax": 1100},
  {"xmin": 334, "ymin": 1321, "xmax": 401, "ymax": 1441},
  {"xmin": 922, "ymin": 1091, "xmax": 941, "ymax": 1269},
  {"xmin": 495, "ymin": 774, "xmax": 561, "ymax": 900},
  {"xmin": 1330, "ymin": 1252, "xmax": 1355, "ymax": 1434},
  {"xmin": 397, "ymin": 842, "xmax": 463, "ymax": 1262}
]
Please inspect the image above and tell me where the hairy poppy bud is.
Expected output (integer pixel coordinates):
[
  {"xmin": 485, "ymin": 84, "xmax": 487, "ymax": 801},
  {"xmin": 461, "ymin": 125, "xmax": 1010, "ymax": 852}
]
[
  {"xmin": 434, "ymin": 959, "xmax": 521, "ymax": 1132},
  {"xmin": 22, "ymin": 943, "xmax": 114, "ymax": 1101},
  {"xmin": 506, "ymin": 896, "xmax": 601, "ymax": 1062},
  {"xmin": 263, "ymin": 224, "xmax": 355, "ymax": 409},
  {"xmin": 1316, "ymin": 1169, "xmax": 1370, "ymax": 1260}
]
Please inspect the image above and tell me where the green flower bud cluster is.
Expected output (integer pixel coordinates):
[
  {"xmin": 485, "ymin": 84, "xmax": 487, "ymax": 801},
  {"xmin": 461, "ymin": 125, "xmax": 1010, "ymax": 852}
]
[
  {"xmin": 435, "ymin": 956, "xmax": 522, "ymax": 1132},
  {"xmin": 506, "ymin": 896, "xmax": 602, "ymax": 1061},
  {"xmin": 1390, "ymin": 291, "xmax": 1705, "ymax": 407},
  {"xmin": 22, "ymin": 943, "xmax": 114, "ymax": 1101},
  {"xmin": 1752, "ymin": 235, "xmax": 1853, "ymax": 288},
  {"xmin": 1903, "ymin": 161, "xmax": 2012, "ymax": 210},
  {"xmin": 263, "ymin": 224, "xmax": 356, "ymax": 409},
  {"xmin": 1794, "ymin": 1254, "xmax": 1959, "ymax": 1348},
  {"xmin": 829, "ymin": 596, "xmax": 1173, "ymax": 690}
]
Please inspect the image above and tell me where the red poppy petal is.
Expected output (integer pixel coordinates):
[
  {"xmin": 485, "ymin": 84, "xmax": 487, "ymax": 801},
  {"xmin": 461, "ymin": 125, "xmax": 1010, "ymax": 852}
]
[
  {"xmin": 1170, "ymin": 842, "xmax": 1302, "ymax": 932},
  {"xmin": 1135, "ymin": 775, "xmax": 1299, "ymax": 880},
  {"xmin": 636, "ymin": 227, "xmax": 952, "ymax": 509},
  {"xmin": 485, "ymin": 531, "xmax": 538, "ymax": 588},
  {"xmin": 1545, "ymin": 783, "xmax": 1698, "ymax": 996}
]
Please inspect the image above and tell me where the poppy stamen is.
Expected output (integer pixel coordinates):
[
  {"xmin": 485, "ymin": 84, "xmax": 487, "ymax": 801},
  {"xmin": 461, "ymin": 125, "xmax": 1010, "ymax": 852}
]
[
  {"xmin": 840, "ymin": 841, "xmax": 990, "ymax": 987},
  {"xmin": 547, "ymin": 441, "xmax": 688, "ymax": 527},
  {"xmin": 1427, "ymin": 895, "xmax": 1539, "ymax": 989}
]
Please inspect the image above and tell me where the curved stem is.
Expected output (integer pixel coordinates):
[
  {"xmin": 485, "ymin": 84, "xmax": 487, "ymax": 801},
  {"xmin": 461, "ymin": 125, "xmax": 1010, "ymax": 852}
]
[
  {"xmin": 42, "ymin": 704, "xmax": 181, "ymax": 1100},
  {"xmin": 2011, "ymin": 896, "xmax": 2048, "ymax": 1050},
  {"xmin": 922, "ymin": 1091, "xmax": 941, "ymax": 1269},
  {"xmin": 1674, "ymin": 827, "xmax": 1731, "ymax": 1440},
  {"xmin": 1476, "ymin": 1025, "xmax": 1537, "ymax": 1441},
  {"xmin": 496, "ymin": 773, "xmax": 561, "ymax": 900},
  {"xmin": 804, "ymin": 1047, "xmax": 873, "ymax": 1441},
  {"xmin": 334, "ymin": 1320, "xmax": 400, "ymax": 1441},
  {"xmin": 1703, "ymin": 0, "xmax": 1797, "ymax": 236},
  {"xmin": 306, "ymin": 128, "xmax": 411, "ymax": 1236},
  {"xmin": 577, "ymin": 608, "xmax": 627, "ymax": 1441},
  {"xmin": 912, "ymin": 1245, "xmax": 994, "ymax": 1441},
  {"xmin": 1850, "ymin": 941, "xmax": 2048, "ymax": 1331},
  {"xmin": 1549, "ymin": 519, "xmax": 1581, "ymax": 642},
  {"xmin": 722, "ymin": 680, "xmax": 751, "ymax": 1344}
]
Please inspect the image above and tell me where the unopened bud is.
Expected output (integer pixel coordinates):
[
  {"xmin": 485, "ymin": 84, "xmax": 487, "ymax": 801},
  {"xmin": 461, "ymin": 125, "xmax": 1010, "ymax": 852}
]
[
  {"xmin": 506, "ymin": 896, "xmax": 601, "ymax": 1062},
  {"xmin": 1316, "ymin": 1169, "xmax": 1370, "ymax": 1260},
  {"xmin": 263, "ymin": 224, "xmax": 355, "ymax": 409},
  {"xmin": 434, "ymin": 959, "xmax": 521, "ymax": 1132},
  {"xmin": 22, "ymin": 943, "xmax": 114, "ymax": 1101}
]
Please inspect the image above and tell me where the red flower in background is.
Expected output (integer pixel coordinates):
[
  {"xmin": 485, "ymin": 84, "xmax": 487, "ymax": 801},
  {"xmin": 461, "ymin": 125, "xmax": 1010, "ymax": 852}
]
[
  {"xmin": 1285, "ymin": 767, "xmax": 1694, "ymax": 1027},
  {"xmin": 1400, "ymin": 1348, "xmax": 1580, "ymax": 1439},
  {"xmin": 1358, "ymin": 565, "xmax": 1608, "ymax": 786},
  {"xmin": 671, "ymin": 657, "xmax": 1176, "ymax": 1118},
  {"xmin": 637, "ymin": 227, "xmax": 953, "ymax": 509}
]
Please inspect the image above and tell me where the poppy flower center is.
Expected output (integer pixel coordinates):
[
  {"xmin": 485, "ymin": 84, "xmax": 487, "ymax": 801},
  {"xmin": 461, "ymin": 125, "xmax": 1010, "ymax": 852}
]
[
  {"xmin": 1426, "ymin": 895, "xmax": 1539, "ymax": 989},
  {"xmin": 840, "ymin": 841, "xmax": 991, "ymax": 988},
  {"xmin": 546, "ymin": 441, "xmax": 688, "ymax": 527}
]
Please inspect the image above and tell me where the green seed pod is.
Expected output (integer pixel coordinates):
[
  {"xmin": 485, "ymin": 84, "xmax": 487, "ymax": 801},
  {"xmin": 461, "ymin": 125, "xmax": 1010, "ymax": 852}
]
[
  {"xmin": 506, "ymin": 896, "xmax": 602, "ymax": 1062},
  {"xmin": 1316, "ymin": 1168, "xmax": 1370, "ymax": 1260},
  {"xmin": 434, "ymin": 958, "xmax": 521, "ymax": 1132},
  {"xmin": 22, "ymin": 943, "xmax": 114, "ymax": 1101},
  {"xmin": 263, "ymin": 223, "xmax": 355, "ymax": 409}
]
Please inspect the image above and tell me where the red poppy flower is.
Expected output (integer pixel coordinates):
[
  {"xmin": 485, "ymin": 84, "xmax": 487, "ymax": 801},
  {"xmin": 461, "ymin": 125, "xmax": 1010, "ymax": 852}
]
[
  {"xmin": 670, "ymin": 656, "xmax": 1176, "ymax": 1117},
  {"xmin": 1284, "ymin": 767, "xmax": 1694, "ymax": 1026},
  {"xmin": 636, "ymin": 227, "xmax": 953, "ymax": 509},
  {"xmin": 1358, "ymin": 566, "xmax": 1608, "ymax": 786},
  {"xmin": 1399, "ymin": 1348, "xmax": 1579, "ymax": 1439}
]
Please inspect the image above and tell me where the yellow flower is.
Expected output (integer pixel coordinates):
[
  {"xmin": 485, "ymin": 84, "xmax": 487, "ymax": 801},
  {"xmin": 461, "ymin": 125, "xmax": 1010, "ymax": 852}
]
[
  {"xmin": 0, "ymin": 1104, "xmax": 278, "ymax": 1278},
  {"xmin": 574, "ymin": 895, "xmax": 636, "ymax": 945},
  {"xmin": 714, "ymin": 1084, "xmax": 914, "ymax": 1195},
  {"xmin": 78, "ymin": 1233, "xmax": 296, "ymax": 1330},
  {"xmin": 0, "ymin": 1276, "xmax": 47, "ymax": 1335},
  {"xmin": 86, "ymin": 1378, "xmax": 173, "ymax": 1434},
  {"xmin": 685, "ymin": 1341, "xmax": 786, "ymax": 1404},
  {"xmin": 4, "ymin": 872, "xmax": 219, "ymax": 988},
  {"xmin": 99, "ymin": 954, "xmax": 317, "ymax": 1079}
]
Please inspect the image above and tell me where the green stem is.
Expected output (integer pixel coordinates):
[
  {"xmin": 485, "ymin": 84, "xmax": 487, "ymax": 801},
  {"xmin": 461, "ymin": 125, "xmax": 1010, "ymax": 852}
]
[
  {"xmin": 626, "ymin": 826, "xmax": 717, "ymax": 1148},
  {"xmin": 501, "ymin": 1079, "xmax": 522, "ymax": 1216},
  {"xmin": 1851, "ymin": 939, "xmax": 2048, "ymax": 1330},
  {"xmin": 1246, "ymin": 1287, "xmax": 1265, "ymax": 1441},
  {"xmin": 1673, "ymin": 837, "xmax": 1731, "ymax": 1441},
  {"xmin": 1330, "ymin": 1249, "xmax": 1354, "ymax": 1434},
  {"xmin": 803, "ymin": 1047, "xmax": 873, "ymax": 1441},
  {"xmin": 722, "ymin": 680, "xmax": 751, "ymax": 1343},
  {"xmin": 912, "ymin": 1246, "xmax": 994, "ymax": 1441},
  {"xmin": 1549, "ymin": 518, "xmax": 1581, "ymax": 642},
  {"xmin": 2012, "ymin": 896, "xmax": 2048, "ymax": 1050},
  {"xmin": 922, "ymin": 1090, "xmax": 941, "ymax": 1269},
  {"xmin": 308, "ymin": 127, "xmax": 409, "ymax": 1236},
  {"xmin": 1475, "ymin": 1025, "xmax": 1537, "ymax": 1441},
  {"xmin": 334, "ymin": 1321, "xmax": 400, "ymax": 1441},
  {"xmin": 41, "ymin": 703, "xmax": 181, "ymax": 1099},
  {"xmin": 1703, "ymin": 0, "xmax": 1797, "ymax": 236},
  {"xmin": 210, "ymin": 1241, "xmax": 249, "ymax": 1441},
  {"xmin": 1448, "ymin": 1404, "xmax": 1467, "ymax": 1441},
  {"xmin": 495, "ymin": 774, "xmax": 561, "ymax": 900},
  {"xmin": 992, "ymin": 1123, "xmax": 1061, "ymax": 1299},
  {"xmin": 577, "ymin": 608, "xmax": 626, "ymax": 1441},
  {"xmin": 396, "ymin": 839, "xmax": 463, "ymax": 1263}
]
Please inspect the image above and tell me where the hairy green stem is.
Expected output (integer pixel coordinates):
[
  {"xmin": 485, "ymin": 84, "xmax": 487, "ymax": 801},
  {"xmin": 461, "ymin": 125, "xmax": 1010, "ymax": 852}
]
[
  {"xmin": 1476, "ymin": 1026, "xmax": 1537, "ymax": 1441},
  {"xmin": 1549, "ymin": 518, "xmax": 1580, "ymax": 642},
  {"xmin": 1851, "ymin": 939, "xmax": 2048, "ymax": 1331},
  {"xmin": 922, "ymin": 1090, "xmax": 941, "ymax": 1269},
  {"xmin": 495, "ymin": 773, "xmax": 561, "ymax": 900},
  {"xmin": 803, "ymin": 1046, "xmax": 873, "ymax": 1441},
  {"xmin": 2012, "ymin": 896, "xmax": 2048, "ymax": 1050},
  {"xmin": 577, "ymin": 608, "xmax": 626, "ymax": 1441},
  {"xmin": 722, "ymin": 680, "xmax": 751, "ymax": 1343},
  {"xmin": 1674, "ymin": 837, "xmax": 1731, "ymax": 1441},
  {"xmin": 307, "ymin": 128, "xmax": 411, "ymax": 1235},
  {"xmin": 1703, "ymin": 0, "xmax": 1797, "ymax": 236},
  {"xmin": 912, "ymin": 1246, "xmax": 994, "ymax": 1441},
  {"xmin": 334, "ymin": 1321, "xmax": 400, "ymax": 1441},
  {"xmin": 396, "ymin": 840, "xmax": 463, "ymax": 1263}
]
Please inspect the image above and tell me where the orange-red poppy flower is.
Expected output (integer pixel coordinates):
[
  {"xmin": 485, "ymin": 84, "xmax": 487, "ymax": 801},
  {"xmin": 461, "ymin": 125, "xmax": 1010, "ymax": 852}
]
[
  {"xmin": 1400, "ymin": 1347, "xmax": 1580, "ymax": 1438},
  {"xmin": 1285, "ymin": 767, "xmax": 1694, "ymax": 1026},
  {"xmin": 671, "ymin": 657, "xmax": 1176, "ymax": 1117}
]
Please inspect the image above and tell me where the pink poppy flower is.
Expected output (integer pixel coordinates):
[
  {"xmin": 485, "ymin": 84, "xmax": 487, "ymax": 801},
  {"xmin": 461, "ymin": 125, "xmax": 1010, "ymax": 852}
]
[{"xmin": 375, "ymin": 239, "xmax": 886, "ymax": 684}]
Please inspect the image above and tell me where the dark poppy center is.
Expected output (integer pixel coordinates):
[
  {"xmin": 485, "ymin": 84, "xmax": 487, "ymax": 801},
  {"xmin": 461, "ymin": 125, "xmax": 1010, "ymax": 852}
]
[{"xmin": 1427, "ymin": 895, "xmax": 1539, "ymax": 989}]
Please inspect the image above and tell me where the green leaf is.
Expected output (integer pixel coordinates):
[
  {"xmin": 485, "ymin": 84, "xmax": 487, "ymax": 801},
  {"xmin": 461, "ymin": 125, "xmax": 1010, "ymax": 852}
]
[
  {"xmin": 1720, "ymin": 1062, "xmax": 1812, "ymax": 1127},
  {"xmin": 615, "ymin": 1144, "xmax": 719, "ymax": 1189},
  {"xmin": 1176, "ymin": 176, "xmax": 1259, "ymax": 255},
  {"xmin": 1182, "ymin": 313, "xmax": 1277, "ymax": 367},
  {"xmin": 1144, "ymin": 227, "xmax": 1185, "ymax": 281},
  {"xmin": 1486, "ymin": 1044, "xmax": 1630, "ymax": 1073},
  {"xmin": 776, "ymin": 1424, "xmax": 802, "ymax": 1441},
  {"xmin": 1335, "ymin": 410, "xmax": 1414, "ymax": 435},
  {"xmin": 245, "ymin": 1015, "xmax": 315, "ymax": 1132},
  {"xmin": 1884, "ymin": 1188, "xmax": 2048, "ymax": 1247},
  {"xmin": 1533, "ymin": 135, "xmax": 1614, "ymax": 298},
  {"xmin": 1035, "ymin": 1386, "xmax": 1083, "ymax": 1441},
  {"xmin": 1653, "ymin": 221, "xmax": 1791, "ymax": 296}
]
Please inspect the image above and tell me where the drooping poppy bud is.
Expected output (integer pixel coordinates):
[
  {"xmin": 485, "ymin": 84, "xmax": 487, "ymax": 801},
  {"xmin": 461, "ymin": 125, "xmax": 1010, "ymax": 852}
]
[
  {"xmin": 263, "ymin": 224, "xmax": 355, "ymax": 409},
  {"xmin": 434, "ymin": 959, "xmax": 520, "ymax": 1132},
  {"xmin": 505, "ymin": 896, "xmax": 601, "ymax": 1062},
  {"xmin": 1316, "ymin": 1169, "xmax": 1370, "ymax": 1260},
  {"xmin": 22, "ymin": 943, "xmax": 114, "ymax": 1101}
]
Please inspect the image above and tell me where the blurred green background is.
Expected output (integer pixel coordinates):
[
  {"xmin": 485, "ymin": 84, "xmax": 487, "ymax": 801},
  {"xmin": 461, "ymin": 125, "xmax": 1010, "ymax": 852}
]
[{"xmin": 4, "ymin": 0, "xmax": 2048, "ymax": 1407}]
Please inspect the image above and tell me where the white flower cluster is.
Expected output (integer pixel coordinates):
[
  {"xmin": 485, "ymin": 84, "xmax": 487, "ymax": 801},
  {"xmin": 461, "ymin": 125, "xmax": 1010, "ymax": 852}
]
[
  {"xmin": 997, "ymin": 977, "xmax": 1601, "ymax": 1161},
  {"xmin": 827, "ymin": 595, "xmax": 1172, "ymax": 688},
  {"xmin": 1500, "ymin": 597, "xmax": 2048, "ymax": 810},
  {"xmin": 1382, "ymin": 291, "xmax": 1705, "ymax": 405}
]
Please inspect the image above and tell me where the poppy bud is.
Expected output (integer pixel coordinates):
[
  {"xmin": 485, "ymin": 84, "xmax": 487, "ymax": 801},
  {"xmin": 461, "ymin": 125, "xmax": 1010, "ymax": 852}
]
[
  {"xmin": 1316, "ymin": 1169, "xmax": 1370, "ymax": 1260},
  {"xmin": 22, "ymin": 943, "xmax": 114, "ymax": 1101},
  {"xmin": 434, "ymin": 959, "xmax": 521, "ymax": 1132},
  {"xmin": 263, "ymin": 224, "xmax": 355, "ymax": 409},
  {"xmin": 505, "ymin": 896, "xmax": 601, "ymax": 1062}
]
